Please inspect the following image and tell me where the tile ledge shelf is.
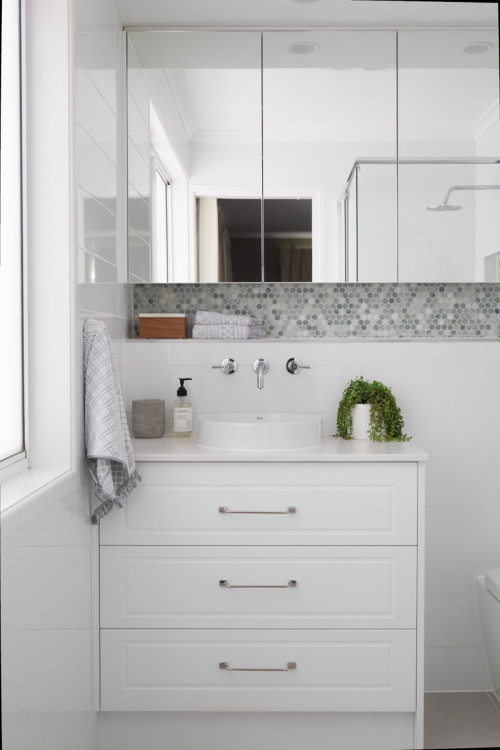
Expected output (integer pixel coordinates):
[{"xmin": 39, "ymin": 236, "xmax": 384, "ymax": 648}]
[{"xmin": 127, "ymin": 336, "xmax": 500, "ymax": 343}]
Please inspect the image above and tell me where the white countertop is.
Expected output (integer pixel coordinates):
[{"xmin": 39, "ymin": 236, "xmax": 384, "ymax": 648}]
[{"xmin": 131, "ymin": 435, "xmax": 429, "ymax": 462}]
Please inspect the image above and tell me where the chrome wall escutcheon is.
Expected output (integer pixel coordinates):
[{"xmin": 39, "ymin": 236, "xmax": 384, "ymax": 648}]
[
  {"xmin": 285, "ymin": 357, "xmax": 311, "ymax": 374},
  {"xmin": 219, "ymin": 580, "xmax": 297, "ymax": 588},
  {"xmin": 219, "ymin": 662, "xmax": 297, "ymax": 672},
  {"xmin": 218, "ymin": 506, "xmax": 296, "ymax": 514},
  {"xmin": 212, "ymin": 358, "xmax": 238, "ymax": 374}
]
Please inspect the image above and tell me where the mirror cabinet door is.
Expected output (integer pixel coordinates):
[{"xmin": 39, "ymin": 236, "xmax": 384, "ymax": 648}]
[
  {"xmin": 262, "ymin": 30, "xmax": 397, "ymax": 283},
  {"xmin": 126, "ymin": 30, "xmax": 262, "ymax": 283},
  {"xmin": 397, "ymin": 29, "xmax": 500, "ymax": 283}
]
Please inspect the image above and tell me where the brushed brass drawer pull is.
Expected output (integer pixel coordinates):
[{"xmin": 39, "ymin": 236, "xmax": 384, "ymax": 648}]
[
  {"xmin": 218, "ymin": 506, "xmax": 296, "ymax": 515},
  {"xmin": 219, "ymin": 661, "xmax": 296, "ymax": 672},
  {"xmin": 219, "ymin": 579, "xmax": 297, "ymax": 589}
]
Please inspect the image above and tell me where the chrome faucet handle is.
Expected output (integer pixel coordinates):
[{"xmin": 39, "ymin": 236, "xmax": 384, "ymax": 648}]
[
  {"xmin": 212, "ymin": 358, "xmax": 238, "ymax": 374},
  {"xmin": 285, "ymin": 357, "xmax": 310, "ymax": 375}
]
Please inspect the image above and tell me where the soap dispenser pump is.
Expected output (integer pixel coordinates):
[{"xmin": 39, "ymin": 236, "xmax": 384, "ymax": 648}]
[{"xmin": 172, "ymin": 378, "xmax": 193, "ymax": 437}]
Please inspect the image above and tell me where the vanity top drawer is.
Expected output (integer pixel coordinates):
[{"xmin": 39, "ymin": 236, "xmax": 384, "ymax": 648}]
[
  {"xmin": 99, "ymin": 462, "xmax": 418, "ymax": 546},
  {"xmin": 100, "ymin": 628, "xmax": 416, "ymax": 713},
  {"xmin": 100, "ymin": 545, "xmax": 416, "ymax": 630}
]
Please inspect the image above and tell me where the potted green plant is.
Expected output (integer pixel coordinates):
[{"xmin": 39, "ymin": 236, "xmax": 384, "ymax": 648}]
[{"xmin": 335, "ymin": 376, "xmax": 410, "ymax": 442}]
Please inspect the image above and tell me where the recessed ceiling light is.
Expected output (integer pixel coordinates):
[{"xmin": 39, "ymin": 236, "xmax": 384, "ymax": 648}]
[
  {"xmin": 288, "ymin": 42, "xmax": 320, "ymax": 55},
  {"xmin": 463, "ymin": 41, "xmax": 494, "ymax": 55}
]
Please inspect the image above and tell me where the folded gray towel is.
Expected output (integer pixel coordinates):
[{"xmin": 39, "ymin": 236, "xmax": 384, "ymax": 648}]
[
  {"xmin": 83, "ymin": 319, "xmax": 141, "ymax": 523},
  {"xmin": 193, "ymin": 311, "xmax": 261, "ymax": 339},
  {"xmin": 192, "ymin": 324, "xmax": 259, "ymax": 340}
]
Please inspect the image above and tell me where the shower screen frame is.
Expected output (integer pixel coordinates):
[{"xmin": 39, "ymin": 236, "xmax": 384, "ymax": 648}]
[{"xmin": 339, "ymin": 157, "xmax": 500, "ymax": 283}]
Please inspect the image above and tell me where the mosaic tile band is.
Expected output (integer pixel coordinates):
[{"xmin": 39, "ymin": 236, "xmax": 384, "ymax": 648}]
[{"xmin": 133, "ymin": 283, "xmax": 500, "ymax": 339}]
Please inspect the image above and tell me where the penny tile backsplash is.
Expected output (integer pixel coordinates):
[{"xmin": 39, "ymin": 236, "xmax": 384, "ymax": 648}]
[{"xmin": 133, "ymin": 283, "xmax": 500, "ymax": 339}]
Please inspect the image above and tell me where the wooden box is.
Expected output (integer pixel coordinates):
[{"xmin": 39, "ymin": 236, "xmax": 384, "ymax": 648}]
[{"xmin": 139, "ymin": 314, "xmax": 187, "ymax": 339}]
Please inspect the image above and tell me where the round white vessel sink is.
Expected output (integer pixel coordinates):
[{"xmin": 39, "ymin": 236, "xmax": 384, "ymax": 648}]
[{"xmin": 197, "ymin": 413, "xmax": 322, "ymax": 451}]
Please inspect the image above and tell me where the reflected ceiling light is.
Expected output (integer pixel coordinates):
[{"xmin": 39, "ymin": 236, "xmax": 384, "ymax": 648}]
[
  {"xmin": 463, "ymin": 41, "xmax": 494, "ymax": 55},
  {"xmin": 288, "ymin": 42, "xmax": 320, "ymax": 55}
]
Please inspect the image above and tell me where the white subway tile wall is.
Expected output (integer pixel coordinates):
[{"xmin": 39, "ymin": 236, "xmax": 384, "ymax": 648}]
[
  {"xmin": 76, "ymin": 0, "xmax": 121, "ymax": 285},
  {"xmin": 1, "ymin": 476, "xmax": 97, "ymax": 750}
]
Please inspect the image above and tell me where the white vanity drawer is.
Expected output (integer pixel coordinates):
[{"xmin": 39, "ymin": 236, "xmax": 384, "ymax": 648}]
[
  {"xmin": 100, "ymin": 546, "xmax": 416, "ymax": 629},
  {"xmin": 99, "ymin": 462, "xmax": 417, "ymax": 546},
  {"xmin": 100, "ymin": 628, "xmax": 416, "ymax": 712}
]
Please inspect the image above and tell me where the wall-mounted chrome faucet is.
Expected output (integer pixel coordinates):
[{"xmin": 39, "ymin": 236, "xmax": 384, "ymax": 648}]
[
  {"xmin": 285, "ymin": 357, "xmax": 310, "ymax": 375},
  {"xmin": 253, "ymin": 358, "xmax": 270, "ymax": 389}
]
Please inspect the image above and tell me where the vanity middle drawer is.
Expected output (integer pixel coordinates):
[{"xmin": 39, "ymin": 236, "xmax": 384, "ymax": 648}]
[
  {"xmin": 100, "ymin": 545, "xmax": 417, "ymax": 629},
  {"xmin": 99, "ymin": 462, "xmax": 417, "ymax": 546}
]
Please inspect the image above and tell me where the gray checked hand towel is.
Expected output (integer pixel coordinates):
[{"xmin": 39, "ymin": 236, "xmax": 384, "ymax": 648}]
[
  {"xmin": 192, "ymin": 311, "xmax": 261, "ymax": 339},
  {"xmin": 83, "ymin": 319, "xmax": 140, "ymax": 523}
]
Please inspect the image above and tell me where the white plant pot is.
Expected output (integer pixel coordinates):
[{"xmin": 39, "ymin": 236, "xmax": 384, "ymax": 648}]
[{"xmin": 351, "ymin": 404, "xmax": 371, "ymax": 440}]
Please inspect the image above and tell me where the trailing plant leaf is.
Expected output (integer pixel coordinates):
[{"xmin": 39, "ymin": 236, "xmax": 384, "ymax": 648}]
[{"xmin": 335, "ymin": 375, "xmax": 410, "ymax": 442}]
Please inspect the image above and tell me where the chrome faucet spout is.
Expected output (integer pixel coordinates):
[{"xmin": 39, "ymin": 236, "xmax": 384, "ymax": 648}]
[
  {"xmin": 257, "ymin": 363, "xmax": 263, "ymax": 389},
  {"xmin": 253, "ymin": 358, "xmax": 270, "ymax": 389}
]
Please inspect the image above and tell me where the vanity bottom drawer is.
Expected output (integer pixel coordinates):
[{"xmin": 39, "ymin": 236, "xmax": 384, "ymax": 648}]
[{"xmin": 100, "ymin": 629, "xmax": 416, "ymax": 712}]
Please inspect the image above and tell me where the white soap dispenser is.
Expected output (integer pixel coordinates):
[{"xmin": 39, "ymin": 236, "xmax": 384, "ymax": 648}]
[{"xmin": 172, "ymin": 377, "xmax": 193, "ymax": 437}]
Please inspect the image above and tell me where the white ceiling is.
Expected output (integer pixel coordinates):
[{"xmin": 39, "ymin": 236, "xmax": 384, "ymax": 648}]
[{"xmin": 113, "ymin": 0, "xmax": 497, "ymax": 29}]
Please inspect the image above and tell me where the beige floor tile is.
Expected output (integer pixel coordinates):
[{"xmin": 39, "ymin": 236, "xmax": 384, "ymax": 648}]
[{"xmin": 425, "ymin": 692, "xmax": 500, "ymax": 749}]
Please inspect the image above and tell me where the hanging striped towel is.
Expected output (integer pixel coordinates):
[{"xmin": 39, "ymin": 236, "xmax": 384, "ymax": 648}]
[
  {"xmin": 83, "ymin": 319, "xmax": 141, "ymax": 523},
  {"xmin": 192, "ymin": 311, "xmax": 261, "ymax": 339}
]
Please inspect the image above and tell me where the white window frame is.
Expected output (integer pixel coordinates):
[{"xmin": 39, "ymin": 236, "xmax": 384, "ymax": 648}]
[
  {"xmin": 1, "ymin": 0, "xmax": 75, "ymax": 510},
  {"xmin": 0, "ymin": 0, "xmax": 27, "ymax": 476},
  {"xmin": 150, "ymin": 155, "xmax": 171, "ymax": 282}
]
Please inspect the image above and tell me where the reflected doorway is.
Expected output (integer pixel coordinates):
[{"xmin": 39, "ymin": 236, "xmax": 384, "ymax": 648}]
[{"xmin": 196, "ymin": 197, "xmax": 312, "ymax": 282}]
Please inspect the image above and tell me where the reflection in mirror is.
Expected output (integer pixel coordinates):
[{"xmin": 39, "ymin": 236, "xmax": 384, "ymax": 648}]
[
  {"xmin": 340, "ymin": 161, "xmax": 398, "ymax": 282},
  {"xmin": 197, "ymin": 198, "xmax": 313, "ymax": 282},
  {"xmin": 263, "ymin": 30, "xmax": 397, "ymax": 282},
  {"xmin": 196, "ymin": 198, "xmax": 260, "ymax": 283},
  {"xmin": 341, "ymin": 158, "xmax": 500, "ymax": 282},
  {"xmin": 399, "ymin": 161, "xmax": 500, "ymax": 282},
  {"xmin": 127, "ymin": 30, "xmax": 262, "ymax": 283},
  {"xmin": 126, "ymin": 29, "xmax": 397, "ymax": 282},
  {"xmin": 396, "ymin": 29, "xmax": 499, "ymax": 282},
  {"xmin": 263, "ymin": 199, "xmax": 312, "ymax": 282},
  {"xmin": 126, "ymin": 22, "xmax": 498, "ymax": 284}
]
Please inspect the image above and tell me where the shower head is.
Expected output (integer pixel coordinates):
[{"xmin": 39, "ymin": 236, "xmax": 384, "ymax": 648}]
[
  {"xmin": 426, "ymin": 203, "xmax": 462, "ymax": 212},
  {"xmin": 426, "ymin": 184, "xmax": 500, "ymax": 213}
]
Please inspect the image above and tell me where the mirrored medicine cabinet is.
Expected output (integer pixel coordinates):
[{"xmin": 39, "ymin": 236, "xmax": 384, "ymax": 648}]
[{"xmin": 80, "ymin": 24, "xmax": 500, "ymax": 285}]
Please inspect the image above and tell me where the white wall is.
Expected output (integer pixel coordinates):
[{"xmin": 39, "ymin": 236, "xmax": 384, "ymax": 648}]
[
  {"xmin": 1, "ymin": 475, "xmax": 97, "ymax": 750},
  {"xmin": 122, "ymin": 337, "xmax": 500, "ymax": 694}
]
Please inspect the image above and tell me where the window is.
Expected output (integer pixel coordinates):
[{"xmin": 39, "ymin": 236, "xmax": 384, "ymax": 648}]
[
  {"xmin": 0, "ymin": 0, "xmax": 25, "ymax": 467},
  {"xmin": 151, "ymin": 157, "xmax": 171, "ymax": 282}
]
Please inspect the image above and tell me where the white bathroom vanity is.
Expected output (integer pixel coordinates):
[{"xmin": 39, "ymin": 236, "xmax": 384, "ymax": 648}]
[{"xmin": 99, "ymin": 437, "xmax": 427, "ymax": 750}]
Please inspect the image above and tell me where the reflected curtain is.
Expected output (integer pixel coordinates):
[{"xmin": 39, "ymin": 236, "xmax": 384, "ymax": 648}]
[
  {"xmin": 279, "ymin": 246, "xmax": 312, "ymax": 282},
  {"xmin": 197, "ymin": 198, "xmax": 232, "ymax": 282},
  {"xmin": 218, "ymin": 204, "xmax": 232, "ymax": 282}
]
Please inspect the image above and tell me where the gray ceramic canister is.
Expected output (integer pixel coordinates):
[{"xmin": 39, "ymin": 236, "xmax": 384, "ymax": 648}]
[{"xmin": 132, "ymin": 399, "xmax": 165, "ymax": 438}]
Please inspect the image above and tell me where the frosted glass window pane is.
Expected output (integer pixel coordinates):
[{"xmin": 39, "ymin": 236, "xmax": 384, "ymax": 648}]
[{"xmin": 0, "ymin": 0, "xmax": 24, "ymax": 462}]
